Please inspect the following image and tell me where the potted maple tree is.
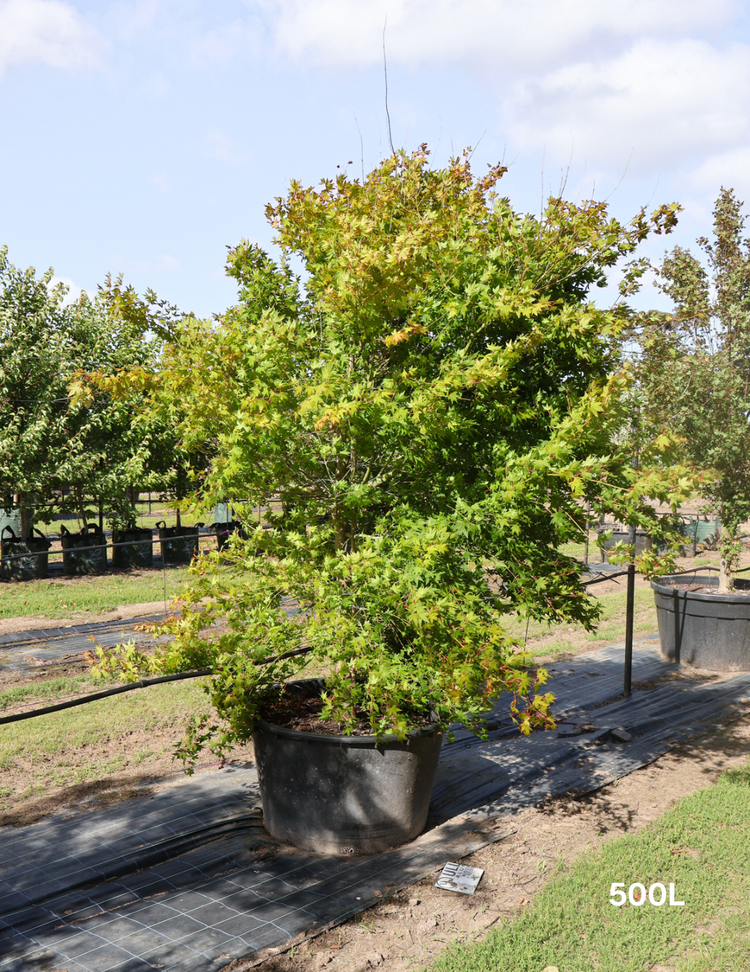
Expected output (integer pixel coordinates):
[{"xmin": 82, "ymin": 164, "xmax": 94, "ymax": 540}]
[
  {"xmin": 94, "ymin": 148, "xmax": 686, "ymax": 852},
  {"xmin": 637, "ymin": 188, "xmax": 750, "ymax": 670}
]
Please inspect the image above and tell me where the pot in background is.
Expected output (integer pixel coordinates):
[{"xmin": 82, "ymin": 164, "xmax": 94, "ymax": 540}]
[{"xmin": 652, "ymin": 573, "xmax": 750, "ymax": 671}]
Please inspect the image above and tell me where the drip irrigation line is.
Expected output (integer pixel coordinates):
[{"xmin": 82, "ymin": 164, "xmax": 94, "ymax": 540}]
[
  {"xmin": 0, "ymin": 644, "xmax": 313, "ymax": 725},
  {"xmin": 0, "ymin": 669, "xmax": 213, "ymax": 725},
  {"xmin": 582, "ymin": 569, "xmax": 630, "ymax": 586}
]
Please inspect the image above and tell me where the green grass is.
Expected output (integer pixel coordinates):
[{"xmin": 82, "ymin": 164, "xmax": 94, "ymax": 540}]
[
  {"xmin": 432, "ymin": 763, "xmax": 750, "ymax": 972},
  {"xmin": 0, "ymin": 675, "xmax": 107, "ymax": 711},
  {"xmin": 558, "ymin": 531, "xmax": 600, "ymax": 561},
  {"xmin": 0, "ymin": 678, "xmax": 210, "ymax": 777},
  {"xmin": 0, "ymin": 567, "xmax": 192, "ymax": 620},
  {"xmin": 504, "ymin": 586, "xmax": 657, "ymax": 661}
]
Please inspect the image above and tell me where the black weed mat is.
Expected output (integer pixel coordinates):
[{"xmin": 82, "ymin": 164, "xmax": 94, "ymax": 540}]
[{"xmin": 2, "ymin": 638, "xmax": 750, "ymax": 972}]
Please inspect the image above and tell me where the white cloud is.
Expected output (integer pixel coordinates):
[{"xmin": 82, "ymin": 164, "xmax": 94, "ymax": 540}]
[
  {"xmin": 683, "ymin": 147, "xmax": 750, "ymax": 201},
  {"xmin": 504, "ymin": 39, "xmax": 750, "ymax": 172},
  {"xmin": 0, "ymin": 0, "xmax": 101, "ymax": 77},
  {"xmin": 255, "ymin": 0, "xmax": 750, "ymax": 178},
  {"xmin": 260, "ymin": 0, "xmax": 735, "ymax": 71}
]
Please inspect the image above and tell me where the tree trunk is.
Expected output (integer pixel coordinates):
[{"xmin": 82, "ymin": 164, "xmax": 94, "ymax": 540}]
[
  {"xmin": 75, "ymin": 486, "xmax": 86, "ymax": 528},
  {"xmin": 17, "ymin": 492, "xmax": 32, "ymax": 540},
  {"xmin": 333, "ymin": 503, "xmax": 346, "ymax": 551},
  {"xmin": 719, "ymin": 524, "xmax": 739, "ymax": 593},
  {"xmin": 719, "ymin": 559, "xmax": 731, "ymax": 593}
]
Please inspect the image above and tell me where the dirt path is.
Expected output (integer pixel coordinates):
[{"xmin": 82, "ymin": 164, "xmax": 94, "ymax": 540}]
[
  {"xmin": 0, "ymin": 599, "xmax": 169, "ymax": 636},
  {"xmin": 245, "ymin": 711, "xmax": 750, "ymax": 972}
]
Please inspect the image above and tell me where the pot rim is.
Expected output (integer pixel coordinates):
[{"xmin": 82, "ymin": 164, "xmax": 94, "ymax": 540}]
[
  {"xmin": 255, "ymin": 718, "xmax": 442, "ymax": 747},
  {"xmin": 651, "ymin": 573, "xmax": 750, "ymax": 604}
]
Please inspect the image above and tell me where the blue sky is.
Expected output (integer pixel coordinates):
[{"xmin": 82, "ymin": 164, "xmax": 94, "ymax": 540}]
[{"xmin": 1, "ymin": 0, "xmax": 749, "ymax": 317}]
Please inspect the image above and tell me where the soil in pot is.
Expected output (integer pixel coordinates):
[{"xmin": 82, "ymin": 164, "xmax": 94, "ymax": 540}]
[{"xmin": 253, "ymin": 680, "xmax": 443, "ymax": 856}]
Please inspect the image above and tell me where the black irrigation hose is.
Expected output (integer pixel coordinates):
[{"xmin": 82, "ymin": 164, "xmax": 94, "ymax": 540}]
[
  {"xmin": 0, "ymin": 643, "xmax": 315, "ymax": 725},
  {"xmin": 582, "ymin": 569, "xmax": 630, "ymax": 586},
  {"xmin": 0, "ymin": 669, "xmax": 213, "ymax": 725},
  {"xmin": 3, "ymin": 559, "xmax": 739, "ymax": 725}
]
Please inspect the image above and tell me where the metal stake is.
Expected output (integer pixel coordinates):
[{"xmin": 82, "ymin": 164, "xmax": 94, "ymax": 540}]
[{"xmin": 624, "ymin": 524, "xmax": 636, "ymax": 697}]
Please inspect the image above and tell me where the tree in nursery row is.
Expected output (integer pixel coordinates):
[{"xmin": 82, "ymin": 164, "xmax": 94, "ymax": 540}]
[{"xmin": 0, "ymin": 248, "xmax": 200, "ymax": 538}]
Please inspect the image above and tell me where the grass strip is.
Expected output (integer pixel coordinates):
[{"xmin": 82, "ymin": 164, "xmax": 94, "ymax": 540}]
[
  {"xmin": 0, "ymin": 567, "xmax": 192, "ymax": 620},
  {"xmin": 504, "ymin": 586, "xmax": 658, "ymax": 661},
  {"xmin": 432, "ymin": 763, "xmax": 750, "ymax": 972},
  {"xmin": 0, "ymin": 679, "xmax": 210, "ymax": 773},
  {"xmin": 0, "ymin": 675, "xmax": 106, "ymax": 711}
]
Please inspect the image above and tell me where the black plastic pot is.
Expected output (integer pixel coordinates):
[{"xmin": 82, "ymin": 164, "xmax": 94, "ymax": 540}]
[
  {"xmin": 61, "ymin": 524, "xmax": 107, "ymax": 575},
  {"xmin": 1, "ymin": 526, "xmax": 51, "ymax": 581},
  {"xmin": 156, "ymin": 521, "xmax": 204, "ymax": 566},
  {"xmin": 652, "ymin": 573, "xmax": 750, "ymax": 671},
  {"xmin": 253, "ymin": 680, "xmax": 443, "ymax": 855},
  {"xmin": 211, "ymin": 520, "xmax": 246, "ymax": 551},
  {"xmin": 112, "ymin": 527, "xmax": 153, "ymax": 569},
  {"xmin": 597, "ymin": 527, "xmax": 653, "ymax": 562}
]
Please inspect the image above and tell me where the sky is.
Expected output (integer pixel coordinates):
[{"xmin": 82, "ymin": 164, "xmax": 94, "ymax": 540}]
[{"xmin": 1, "ymin": 0, "xmax": 750, "ymax": 318}]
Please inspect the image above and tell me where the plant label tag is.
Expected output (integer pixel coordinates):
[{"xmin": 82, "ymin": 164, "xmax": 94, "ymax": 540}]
[{"xmin": 436, "ymin": 862, "xmax": 484, "ymax": 895}]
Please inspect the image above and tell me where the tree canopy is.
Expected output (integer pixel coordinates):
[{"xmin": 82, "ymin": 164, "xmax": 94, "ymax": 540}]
[
  {"xmin": 633, "ymin": 187, "xmax": 750, "ymax": 588},
  {"xmin": 94, "ymin": 148, "xmax": 690, "ymax": 752},
  {"xmin": 0, "ymin": 251, "xmax": 186, "ymax": 534}
]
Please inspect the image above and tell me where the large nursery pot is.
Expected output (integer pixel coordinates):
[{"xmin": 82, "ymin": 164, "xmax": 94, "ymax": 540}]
[
  {"xmin": 0, "ymin": 526, "xmax": 50, "ymax": 581},
  {"xmin": 652, "ymin": 573, "xmax": 750, "ymax": 671},
  {"xmin": 156, "ymin": 520, "xmax": 204, "ymax": 566},
  {"xmin": 61, "ymin": 523, "xmax": 107, "ymax": 575},
  {"xmin": 112, "ymin": 527, "xmax": 153, "ymax": 569},
  {"xmin": 253, "ymin": 679, "xmax": 443, "ymax": 855}
]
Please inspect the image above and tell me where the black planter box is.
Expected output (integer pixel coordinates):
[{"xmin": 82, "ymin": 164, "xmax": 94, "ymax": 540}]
[
  {"xmin": 61, "ymin": 524, "xmax": 107, "ymax": 575},
  {"xmin": 1, "ymin": 527, "xmax": 50, "ymax": 581},
  {"xmin": 112, "ymin": 528, "xmax": 153, "ymax": 569},
  {"xmin": 597, "ymin": 527, "xmax": 653, "ymax": 562},
  {"xmin": 211, "ymin": 520, "xmax": 246, "ymax": 551},
  {"xmin": 156, "ymin": 521, "xmax": 203, "ymax": 566}
]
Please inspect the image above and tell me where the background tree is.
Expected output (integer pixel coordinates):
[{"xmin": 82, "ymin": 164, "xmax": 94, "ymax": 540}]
[
  {"xmin": 633, "ymin": 188, "xmax": 750, "ymax": 590},
  {"xmin": 0, "ymin": 249, "xmax": 187, "ymax": 535},
  {"xmin": 0, "ymin": 247, "xmax": 73, "ymax": 537}
]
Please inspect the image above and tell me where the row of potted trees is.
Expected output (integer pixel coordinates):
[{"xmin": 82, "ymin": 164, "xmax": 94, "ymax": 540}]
[{"xmin": 0, "ymin": 520, "xmax": 219, "ymax": 581}]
